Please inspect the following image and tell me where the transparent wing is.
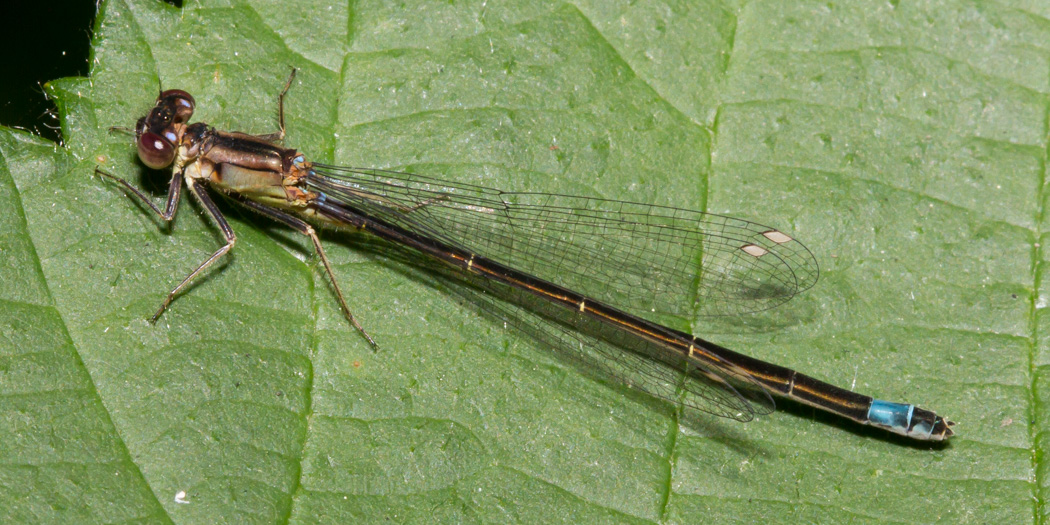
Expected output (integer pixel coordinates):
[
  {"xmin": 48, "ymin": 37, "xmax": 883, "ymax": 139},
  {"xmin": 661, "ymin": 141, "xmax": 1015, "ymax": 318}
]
[
  {"xmin": 304, "ymin": 165, "xmax": 809, "ymax": 421},
  {"xmin": 307, "ymin": 165, "xmax": 818, "ymax": 324}
]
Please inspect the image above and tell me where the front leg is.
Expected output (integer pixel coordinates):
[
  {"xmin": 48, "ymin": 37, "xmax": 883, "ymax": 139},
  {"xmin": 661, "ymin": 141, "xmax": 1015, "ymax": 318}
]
[{"xmin": 95, "ymin": 165, "xmax": 183, "ymax": 222}]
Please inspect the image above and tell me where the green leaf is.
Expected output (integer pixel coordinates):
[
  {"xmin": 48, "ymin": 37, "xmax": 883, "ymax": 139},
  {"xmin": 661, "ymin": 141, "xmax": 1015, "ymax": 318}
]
[{"xmin": 0, "ymin": 0, "xmax": 1041, "ymax": 522}]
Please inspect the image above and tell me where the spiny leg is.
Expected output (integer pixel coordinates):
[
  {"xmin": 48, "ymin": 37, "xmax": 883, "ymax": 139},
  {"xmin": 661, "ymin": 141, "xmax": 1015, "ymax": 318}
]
[
  {"xmin": 238, "ymin": 198, "xmax": 378, "ymax": 349},
  {"xmin": 151, "ymin": 179, "xmax": 237, "ymax": 322},
  {"xmin": 254, "ymin": 68, "xmax": 299, "ymax": 143},
  {"xmin": 95, "ymin": 165, "xmax": 183, "ymax": 222},
  {"xmin": 276, "ymin": 67, "xmax": 297, "ymax": 140}
]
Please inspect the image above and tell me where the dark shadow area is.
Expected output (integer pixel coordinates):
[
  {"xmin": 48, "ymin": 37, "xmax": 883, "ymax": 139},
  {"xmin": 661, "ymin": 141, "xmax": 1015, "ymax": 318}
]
[
  {"xmin": 0, "ymin": 1, "xmax": 97, "ymax": 143},
  {"xmin": 0, "ymin": 0, "xmax": 183, "ymax": 144}
]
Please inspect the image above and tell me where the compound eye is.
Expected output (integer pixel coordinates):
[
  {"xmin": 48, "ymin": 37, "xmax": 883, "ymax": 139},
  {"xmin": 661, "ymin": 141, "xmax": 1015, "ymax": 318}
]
[
  {"xmin": 137, "ymin": 131, "xmax": 176, "ymax": 169},
  {"xmin": 159, "ymin": 89, "xmax": 195, "ymax": 123}
]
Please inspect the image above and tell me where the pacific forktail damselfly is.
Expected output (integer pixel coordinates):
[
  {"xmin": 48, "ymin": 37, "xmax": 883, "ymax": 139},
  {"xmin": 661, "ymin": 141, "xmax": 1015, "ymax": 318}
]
[{"xmin": 95, "ymin": 71, "xmax": 954, "ymax": 441}]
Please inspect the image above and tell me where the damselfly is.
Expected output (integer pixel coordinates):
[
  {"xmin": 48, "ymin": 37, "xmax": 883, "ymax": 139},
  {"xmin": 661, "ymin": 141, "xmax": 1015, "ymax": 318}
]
[{"xmin": 95, "ymin": 70, "xmax": 954, "ymax": 441}]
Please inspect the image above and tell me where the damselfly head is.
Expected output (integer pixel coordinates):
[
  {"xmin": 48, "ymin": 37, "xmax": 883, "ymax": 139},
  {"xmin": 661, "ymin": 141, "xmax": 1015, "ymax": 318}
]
[{"xmin": 134, "ymin": 89, "xmax": 196, "ymax": 169}]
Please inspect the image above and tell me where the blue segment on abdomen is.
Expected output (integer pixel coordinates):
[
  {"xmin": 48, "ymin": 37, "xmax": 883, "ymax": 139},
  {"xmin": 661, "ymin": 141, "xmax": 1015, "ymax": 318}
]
[{"xmin": 867, "ymin": 399, "xmax": 914, "ymax": 431}]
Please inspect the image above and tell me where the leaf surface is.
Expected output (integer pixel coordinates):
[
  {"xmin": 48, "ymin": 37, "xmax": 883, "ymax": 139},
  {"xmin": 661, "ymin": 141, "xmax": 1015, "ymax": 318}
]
[{"xmin": 0, "ymin": 0, "xmax": 1041, "ymax": 523}]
